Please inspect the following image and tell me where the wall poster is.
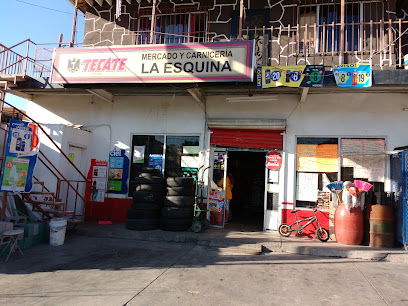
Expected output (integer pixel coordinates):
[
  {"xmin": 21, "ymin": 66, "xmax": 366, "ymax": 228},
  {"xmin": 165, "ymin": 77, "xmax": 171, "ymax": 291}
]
[
  {"xmin": 108, "ymin": 148, "xmax": 129, "ymax": 194},
  {"xmin": 133, "ymin": 145, "xmax": 145, "ymax": 163},
  {"xmin": 148, "ymin": 154, "xmax": 164, "ymax": 173},
  {"xmin": 257, "ymin": 65, "xmax": 324, "ymax": 88},
  {"xmin": 0, "ymin": 120, "xmax": 40, "ymax": 193},
  {"xmin": 86, "ymin": 159, "xmax": 108, "ymax": 203},
  {"xmin": 333, "ymin": 63, "xmax": 372, "ymax": 88},
  {"xmin": 297, "ymin": 144, "xmax": 338, "ymax": 173},
  {"xmin": 297, "ymin": 172, "xmax": 319, "ymax": 202},
  {"xmin": 341, "ymin": 139, "xmax": 385, "ymax": 182}
]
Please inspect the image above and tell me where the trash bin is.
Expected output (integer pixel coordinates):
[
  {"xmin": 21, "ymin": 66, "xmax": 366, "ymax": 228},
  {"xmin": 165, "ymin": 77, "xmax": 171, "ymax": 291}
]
[{"xmin": 49, "ymin": 218, "xmax": 67, "ymax": 246}]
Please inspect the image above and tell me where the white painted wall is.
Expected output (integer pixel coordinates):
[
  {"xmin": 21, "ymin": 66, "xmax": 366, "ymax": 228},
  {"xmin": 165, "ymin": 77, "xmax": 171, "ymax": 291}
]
[
  {"xmin": 32, "ymin": 123, "xmax": 91, "ymax": 216},
  {"xmin": 27, "ymin": 94, "xmax": 206, "ymax": 199},
  {"xmin": 27, "ymin": 92, "xmax": 408, "ymax": 209}
]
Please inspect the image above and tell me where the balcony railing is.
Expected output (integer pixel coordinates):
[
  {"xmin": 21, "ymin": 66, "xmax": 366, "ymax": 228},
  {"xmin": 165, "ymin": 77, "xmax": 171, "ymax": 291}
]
[
  {"xmin": 133, "ymin": 6, "xmax": 210, "ymax": 45},
  {"xmin": 0, "ymin": 39, "xmax": 82, "ymax": 79},
  {"xmin": 243, "ymin": 19, "xmax": 408, "ymax": 69}
]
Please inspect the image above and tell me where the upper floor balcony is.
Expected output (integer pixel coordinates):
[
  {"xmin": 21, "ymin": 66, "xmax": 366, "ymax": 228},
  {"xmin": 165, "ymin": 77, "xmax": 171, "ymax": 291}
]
[
  {"xmin": 77, "ymin": 0, "xmax": 408, "ymax": 70},
  {"xmin": 2, "ymin": 0, "xmax": 408, "ymax": 85}
]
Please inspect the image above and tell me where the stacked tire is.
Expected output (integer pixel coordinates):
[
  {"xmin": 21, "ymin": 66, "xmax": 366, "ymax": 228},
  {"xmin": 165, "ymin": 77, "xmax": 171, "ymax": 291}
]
[
  {"xmin": 160, "ymin": 177, "xmax": 195, "ymax": 231},
  {"xmin": 126, "ymin": 168, "xmax": 165, "ymax": 231}
]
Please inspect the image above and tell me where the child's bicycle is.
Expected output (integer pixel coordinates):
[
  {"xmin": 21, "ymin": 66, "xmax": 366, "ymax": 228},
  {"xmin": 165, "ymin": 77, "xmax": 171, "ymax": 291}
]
[{"xmin": 278, "ymin": 206, "xmax": 329, "ymax": 242}]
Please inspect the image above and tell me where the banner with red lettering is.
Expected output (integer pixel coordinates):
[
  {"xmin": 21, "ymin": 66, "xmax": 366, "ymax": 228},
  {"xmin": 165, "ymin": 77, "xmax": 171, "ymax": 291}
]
[{"xmin": 51, "ymin": 41, "xmax": 254, "ymax": 84}]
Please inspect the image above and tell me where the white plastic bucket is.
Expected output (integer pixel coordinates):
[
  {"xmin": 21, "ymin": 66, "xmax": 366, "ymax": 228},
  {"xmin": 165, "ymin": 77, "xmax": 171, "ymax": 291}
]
[
  {"xmin": 404, "ymin": 54, "xmax": 408, "ymax": 69},
  {"xmin": 49, "ymin": 218, "xmax": 67, "ymax": 246}
]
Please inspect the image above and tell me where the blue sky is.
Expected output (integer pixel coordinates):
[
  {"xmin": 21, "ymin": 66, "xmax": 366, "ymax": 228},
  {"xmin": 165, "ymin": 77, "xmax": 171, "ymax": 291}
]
[{"xmin": 1, "ymin": 0, "xmax": 85, "ymax": 110}]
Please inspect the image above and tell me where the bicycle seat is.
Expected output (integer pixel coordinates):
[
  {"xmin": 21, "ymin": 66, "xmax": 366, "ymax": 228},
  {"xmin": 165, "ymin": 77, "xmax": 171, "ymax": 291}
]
[{"xmin": 290, "ymin": 210, "xmax": 300, "ymax": 213}]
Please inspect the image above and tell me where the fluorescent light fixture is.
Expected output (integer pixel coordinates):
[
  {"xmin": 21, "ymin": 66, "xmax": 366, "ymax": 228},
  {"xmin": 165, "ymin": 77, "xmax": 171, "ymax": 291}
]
[{"xmin": 226, "ymin": 95, "xmax": 278, "ymax": 103}]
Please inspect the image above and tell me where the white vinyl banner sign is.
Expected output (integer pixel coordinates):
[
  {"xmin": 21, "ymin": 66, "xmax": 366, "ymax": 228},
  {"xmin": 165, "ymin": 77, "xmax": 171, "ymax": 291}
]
[{"xmin": 51, "ymin": 41, "xmax": 255, "ymax": 84}]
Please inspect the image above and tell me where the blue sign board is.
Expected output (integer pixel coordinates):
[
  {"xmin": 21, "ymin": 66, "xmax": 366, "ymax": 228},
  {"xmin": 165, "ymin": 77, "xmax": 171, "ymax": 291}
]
[
  {"xmin": 0, "ymin": 120, "xmax": 39, "ymax": 193},
  {"xmin": 333, "ymin": 63, "xmax": 372, "ymax": 88},
  {"xmin": 148, "ymin": 154, "xmax": 164, "ymax": 173},
  {"xmin": 108, "ymin": 149, "xmax": 129, "ymax": 194}
]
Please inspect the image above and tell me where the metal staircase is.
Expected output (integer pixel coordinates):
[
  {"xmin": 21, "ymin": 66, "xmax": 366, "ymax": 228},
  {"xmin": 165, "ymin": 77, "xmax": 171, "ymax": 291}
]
[{"xmin": 0, "ymin": 41, "xmax": 87, "ymax": 224}]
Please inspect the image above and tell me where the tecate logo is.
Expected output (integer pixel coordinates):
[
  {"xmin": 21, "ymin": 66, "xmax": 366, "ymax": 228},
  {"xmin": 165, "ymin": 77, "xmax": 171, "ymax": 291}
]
[{"xmin": 67, "ymin": 58, "xmax": 128, "ymax": 73}]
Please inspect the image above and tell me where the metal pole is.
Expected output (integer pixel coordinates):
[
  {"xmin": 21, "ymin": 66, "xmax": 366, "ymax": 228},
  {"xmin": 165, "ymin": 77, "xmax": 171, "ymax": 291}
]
[
  {"xmin": 238, "ymin": 0, "xmax": 244, "ymax": 40},
  {"xmin": 150, "ymin": 0, "xmax": 157, "ymax": 44},
  {"xmin": 70, "ymin": 0, "xmax": 79, "ymax": 47},
  {"xmin": 24, "ymin": 40, "xmax": 29, "ymax": 75},
  {"xmin": 58, "ymin": 34, "xmax": 64, "ymax": 48}
]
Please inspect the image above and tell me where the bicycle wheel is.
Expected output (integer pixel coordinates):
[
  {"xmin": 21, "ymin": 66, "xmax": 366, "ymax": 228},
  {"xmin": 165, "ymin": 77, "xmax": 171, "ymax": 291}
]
[
  {"xmin": 278, "ymin": 224, "xmax": 292, "ymax": 237},
  {"xmin": 316, "ymin": 228, "xmax": 329, "ymax": 242}
]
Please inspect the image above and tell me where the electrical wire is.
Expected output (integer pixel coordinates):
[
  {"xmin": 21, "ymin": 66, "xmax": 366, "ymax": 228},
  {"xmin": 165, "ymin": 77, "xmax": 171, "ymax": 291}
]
[{"xmin": 14, "ymin": 0, "xmax": 81, "ymax": 16}]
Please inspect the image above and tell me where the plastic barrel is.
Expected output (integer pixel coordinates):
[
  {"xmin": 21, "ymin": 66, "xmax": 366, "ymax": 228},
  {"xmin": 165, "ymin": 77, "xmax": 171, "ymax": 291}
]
[
  {"xmin": 363, "ymin": 203, "xmax": 372, "ymax": 246},
  {"xmin": 49, "ymin": 218, "xmax": 67, "ymax": 246},
  {"xmin": 334, "ymin": 203, "xmax": 364, "ymax": 245},
  {"xmin": 369, "ymin": 205, "xmax": 394, "ymax": 248}
]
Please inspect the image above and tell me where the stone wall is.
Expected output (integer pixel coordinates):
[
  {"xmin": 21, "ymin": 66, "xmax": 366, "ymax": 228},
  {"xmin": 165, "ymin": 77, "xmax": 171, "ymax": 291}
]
[{"xmin": 82, "ymin": 0, "xmax": 404, "ymax": 68}]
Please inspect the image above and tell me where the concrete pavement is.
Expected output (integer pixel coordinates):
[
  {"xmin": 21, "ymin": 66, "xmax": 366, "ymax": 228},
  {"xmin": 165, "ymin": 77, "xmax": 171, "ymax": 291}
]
[
  {"xmin": 1, "ymin": 234, "xmax": 408, "ymax": 305},
  {"xmin": 72, "ymin": 222, "xmax": 408, "ymax": 263}
]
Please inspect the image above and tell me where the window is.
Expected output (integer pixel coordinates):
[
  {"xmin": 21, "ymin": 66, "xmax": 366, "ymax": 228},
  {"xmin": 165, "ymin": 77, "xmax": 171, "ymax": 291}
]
[
  {"xmin": 298, "ymin": 1, "xmax": 368, "ymax": 53},
  {"xmin": 165, "ymin": 136, "xmax": 200, "ymax": 177},
  {"xmin": 296, "ymin": 137, "xmax": 386, "ymax": 209},
  {"xmin": 231, "ymin": 9, "xmax": 270, "ymax": 39},
  {"xmin": 318, "ymin": 3, "xmax": 360, "ymax": 52},
  {"xmin": 135, "ymin": 8, "xmax": 209, "ymax": 45},
  {"xmin": 296, "ymin": 138, "xmax": 339, "ymax": 208},
  {"xmin": 129, "ymin": 134, "xmax": 200, "ymax": 196}
]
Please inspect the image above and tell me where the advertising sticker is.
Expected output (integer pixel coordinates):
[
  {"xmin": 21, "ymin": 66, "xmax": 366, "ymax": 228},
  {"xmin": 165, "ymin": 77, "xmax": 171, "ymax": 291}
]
[
  {"xmin": 333, "ymin": 63, "xmax": 372, "ymax": 88},
  {"xmin": 108, "ymin": 148, "xmax": 129, "ymax": 193},
  {"xmin": 266, "ymin": 152, "xmax": 283, "ymax": 170},
  {"xmin": 0, "ymin": 120, "xmax": 39, "ymax": 193},
  {"xmin": 257, "ymin": 65, "xmax": 324, "ymax": 89}
]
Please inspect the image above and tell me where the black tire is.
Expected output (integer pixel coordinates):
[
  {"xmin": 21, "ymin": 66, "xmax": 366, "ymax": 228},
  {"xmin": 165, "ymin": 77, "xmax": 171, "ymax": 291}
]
[
  {"xmin": 191, "ymin": 221, "xmax": 202, "ymax": 233},
  {"xmin": 166, "ymin": 177, "xmax": 195, "ymax": 187},
  {"xmin": 127, "ymin": 208, "xmax": 161, "ymax": 219},
  {"xmin": 160, "ymin": 217, "xmax": 191, "ymax": 232},
  {"xmin": 167, "ymin": 186, "xmax": 195, "ymax": 196},
  {"xmin": 316, "ymin": 228, "xmax": 330, "ymax": 242},
  {"xmin": 136, "ymin": 184, "xmax": 165, "ymax": 192},
  {"xmin": 141, "ymin": 167, "xmax": 161, "ymax": 175},
  {"xmin": 161, "ymin": 207, "xmax": 194, "ymax": 219},
  {"xmin": 133, "ymin": 191, "xmax": 163, "ymax": 204},
  {"xmin": 134, "ymin": 177, "xmax": 165, "ymax": 185},
  {"xmin": 201, "ymin": 218, "xmax": 210, "ymax": 230},
  {"xmin": 129, "ymin": 181, "xmax": 137, "ymax": 193},
  {"xmin": 131, "ymin": 202, "xmax": 161, "ymax": 211},
  {"xmin": 139, "ymin": 172, "xmax": 163, "ymax": 179},
  {"xmin": 278, "ymin": 224, "xmax": 292, "ymax": 237},
  {"xmin": 126, "ymin": 219, "xmax": 160, "ymax": 231},
  {"xmin": 164, "ymin": 196, "xmax": 195, "ymax": 208}
]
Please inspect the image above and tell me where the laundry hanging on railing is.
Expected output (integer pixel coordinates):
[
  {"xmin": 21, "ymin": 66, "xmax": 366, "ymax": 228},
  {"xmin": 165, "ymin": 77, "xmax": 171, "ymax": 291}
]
[{"xmin": 115, "ymin": 0, "xmax": 122, "ymax": 19}]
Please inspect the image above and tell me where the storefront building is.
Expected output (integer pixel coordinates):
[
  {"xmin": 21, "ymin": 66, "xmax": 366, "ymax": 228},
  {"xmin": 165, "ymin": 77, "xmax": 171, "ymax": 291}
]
[{"xmin": 3, "ymin": 0, "xmax": 408, "ymax": 235}]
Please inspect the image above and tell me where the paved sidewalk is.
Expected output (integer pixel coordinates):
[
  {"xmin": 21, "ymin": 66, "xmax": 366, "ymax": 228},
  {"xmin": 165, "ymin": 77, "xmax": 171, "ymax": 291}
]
[{"xmin": 70, "ymin": 222, "xmax": 408, "ymax": 263}]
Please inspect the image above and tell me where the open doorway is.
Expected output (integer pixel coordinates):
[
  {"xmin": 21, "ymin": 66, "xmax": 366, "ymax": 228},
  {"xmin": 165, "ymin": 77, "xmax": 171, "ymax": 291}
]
[{"xmin": 227, "ymin": 150, "xmax": 265, "ymax": 231}]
